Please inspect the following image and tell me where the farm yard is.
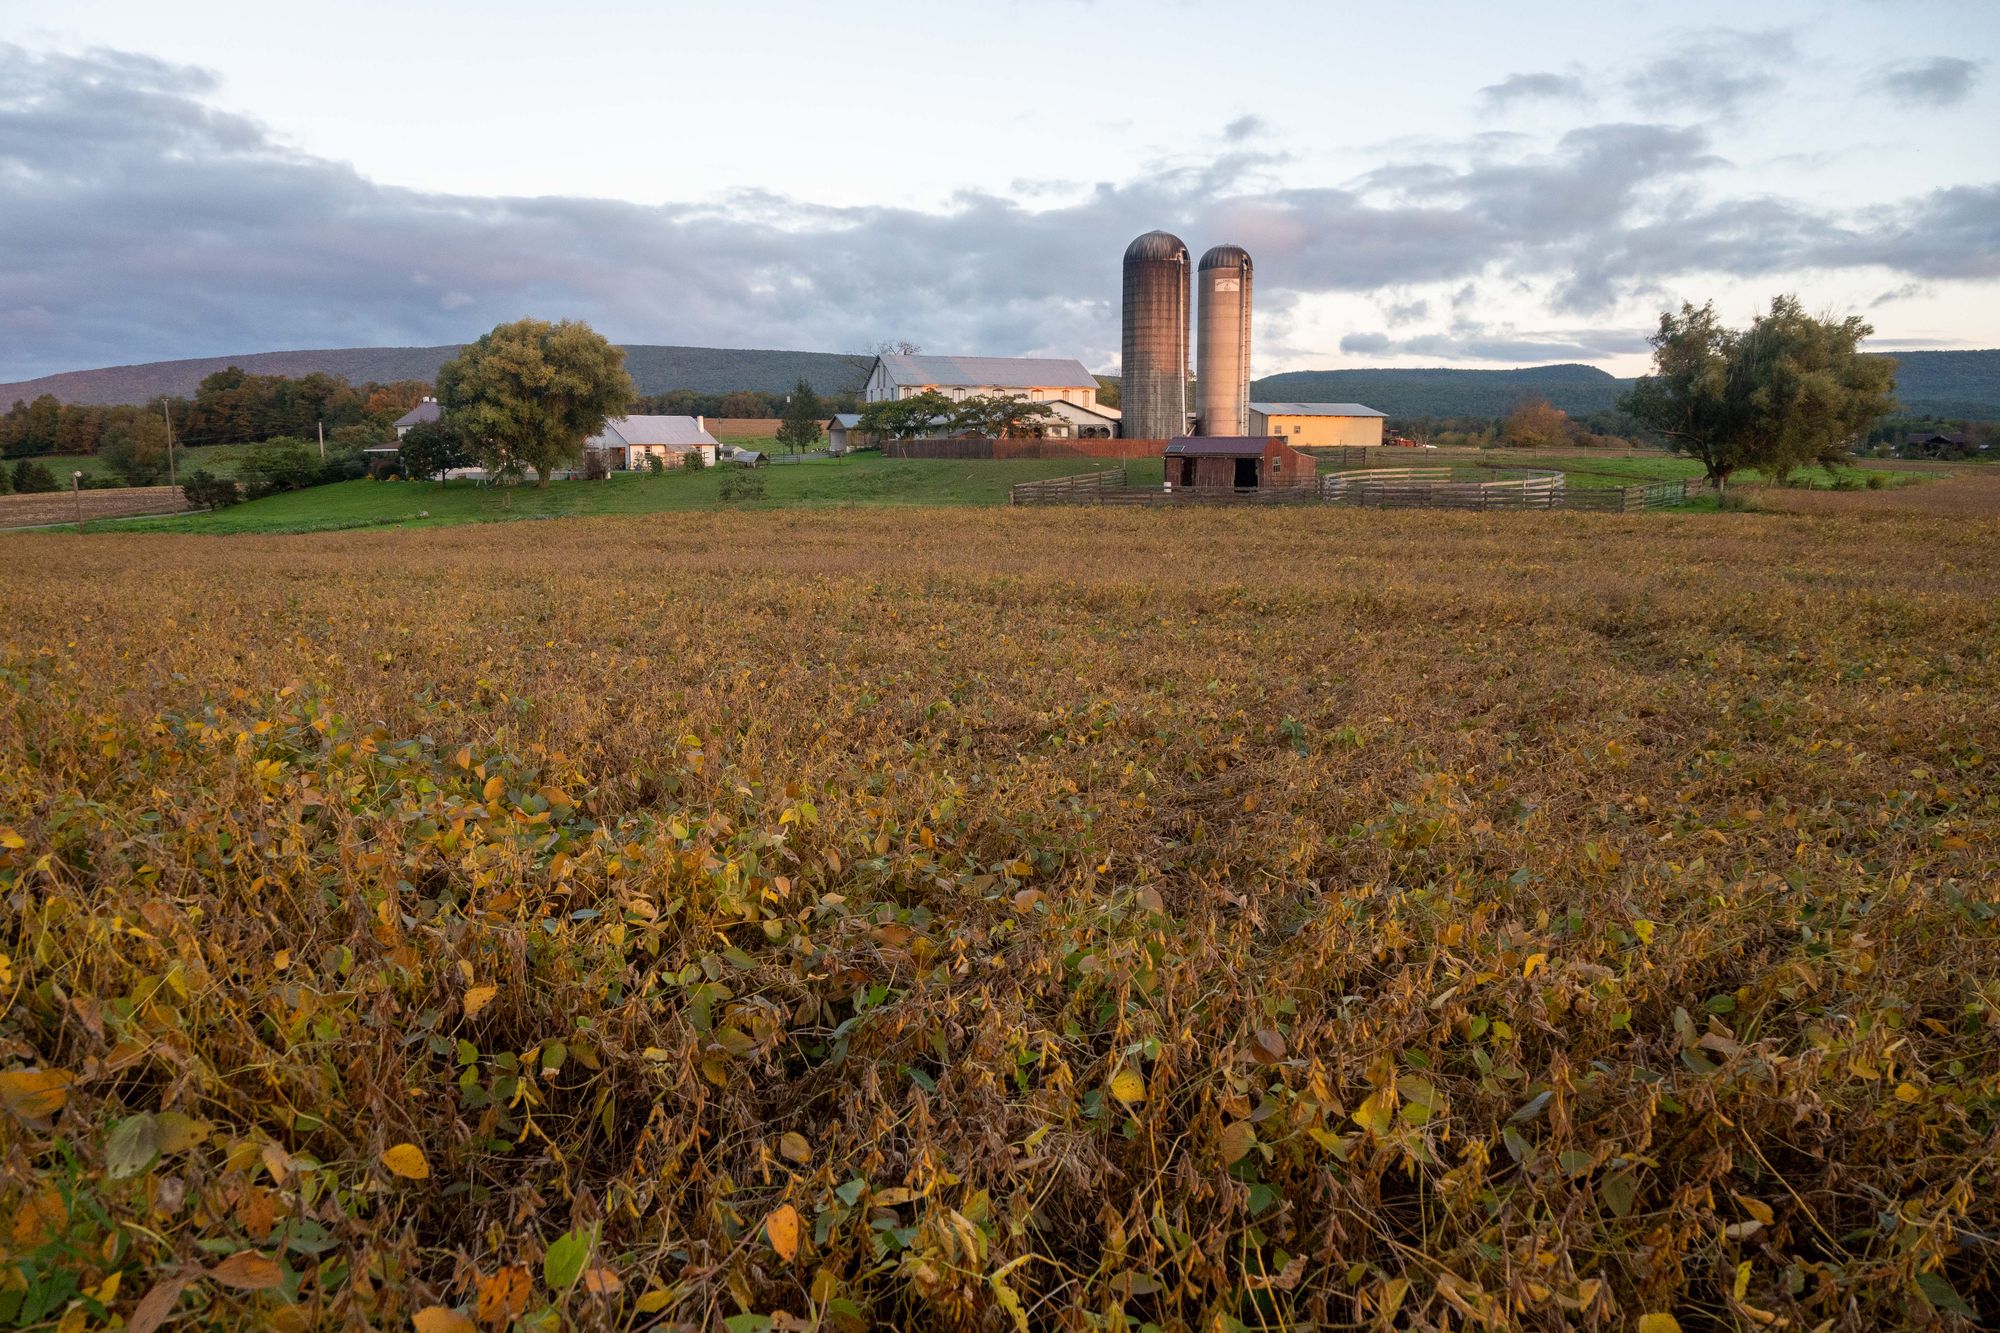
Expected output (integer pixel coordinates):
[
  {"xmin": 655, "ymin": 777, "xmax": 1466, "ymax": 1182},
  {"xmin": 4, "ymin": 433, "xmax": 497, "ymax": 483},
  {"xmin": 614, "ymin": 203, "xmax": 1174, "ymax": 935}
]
[
  {"xmin": 39, "ymin": 447, "xmax": 1940, "ymax": 535},
  {"xmin": 2, "ymin": 502, "xmax": 1996, "ymax": 1331}
]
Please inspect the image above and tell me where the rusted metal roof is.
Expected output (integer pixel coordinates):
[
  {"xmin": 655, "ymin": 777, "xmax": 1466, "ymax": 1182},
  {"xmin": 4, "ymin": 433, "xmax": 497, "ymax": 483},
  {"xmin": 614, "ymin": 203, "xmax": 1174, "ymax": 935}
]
[{"xmin": 1164, "ymin": 436, "xmax": 1280, "ymax": 457}]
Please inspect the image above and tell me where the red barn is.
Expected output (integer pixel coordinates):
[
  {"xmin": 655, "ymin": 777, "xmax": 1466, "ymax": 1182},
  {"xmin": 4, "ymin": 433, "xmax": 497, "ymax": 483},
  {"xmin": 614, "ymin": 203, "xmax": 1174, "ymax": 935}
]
[{"xmin": 1163, "ymin": 436, "xmax": 1310, "ymax": 489}]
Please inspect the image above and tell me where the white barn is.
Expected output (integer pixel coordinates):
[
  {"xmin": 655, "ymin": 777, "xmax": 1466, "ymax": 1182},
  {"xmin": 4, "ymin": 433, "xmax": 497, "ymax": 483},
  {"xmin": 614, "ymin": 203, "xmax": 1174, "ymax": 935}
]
[{"xmin": 861, "ymin": 354, "xmax": 1119, "ymax": 438}]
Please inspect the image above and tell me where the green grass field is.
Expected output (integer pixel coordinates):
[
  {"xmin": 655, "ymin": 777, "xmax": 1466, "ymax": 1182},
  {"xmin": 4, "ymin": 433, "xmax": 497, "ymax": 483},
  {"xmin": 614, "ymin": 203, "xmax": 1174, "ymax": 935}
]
[
  {"xmin": 109, "ymin": 455, "xmax": 1166, "ymax": 534},
  {"xmin": 19, "ymin": 441, "xmax": 271, "ymax": 485},
  {"xmin": 69, "ymin": 450, "xmax": 1920, "ymax": 536}
]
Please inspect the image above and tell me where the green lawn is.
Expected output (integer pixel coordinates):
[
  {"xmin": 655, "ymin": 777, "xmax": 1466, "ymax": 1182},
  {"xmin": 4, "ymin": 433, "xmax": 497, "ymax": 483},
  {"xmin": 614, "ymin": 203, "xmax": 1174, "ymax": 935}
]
[
  {"xmin": 111, "ymin": 455, "xmax": 1168, "ymax": 534},
  {"xmin": 17, "ymin": 442, "xmax": 269, "ymax": 485}
]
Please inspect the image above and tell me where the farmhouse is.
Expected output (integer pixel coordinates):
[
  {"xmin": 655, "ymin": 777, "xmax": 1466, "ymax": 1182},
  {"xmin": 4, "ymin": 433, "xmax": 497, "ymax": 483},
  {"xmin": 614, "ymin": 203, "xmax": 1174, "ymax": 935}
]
[
  {"xmin": 1163, "ymin": 436, "xmax": 1312, "ymax": 490},
  {"xmin": 583, "ymin": 415, "xmax": 719, "ymax": 470},
  {"xmin": 393, "ymin": 398, "xmax": 441, "ymax": 439},
  {"xmin": 862, "ymin": 354, "xmax": 1119, "ymax": 438},
  {"xmin": 1248, "ymin": 402, "xmax": 1387, "ymax": 447}
]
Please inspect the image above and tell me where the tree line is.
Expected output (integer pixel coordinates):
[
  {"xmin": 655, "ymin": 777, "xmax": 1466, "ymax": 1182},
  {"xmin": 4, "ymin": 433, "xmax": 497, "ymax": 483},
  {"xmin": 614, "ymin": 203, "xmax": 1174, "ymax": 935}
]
[{"xmin": 630, "ymin": 387, "xmax": 860, "ymax": 419}]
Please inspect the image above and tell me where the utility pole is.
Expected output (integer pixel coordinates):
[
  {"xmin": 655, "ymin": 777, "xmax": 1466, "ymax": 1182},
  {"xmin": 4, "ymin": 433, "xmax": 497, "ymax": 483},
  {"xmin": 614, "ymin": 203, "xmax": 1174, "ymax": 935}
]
[
  {"xmin": 161, "ymin": 401, "xmax": 178, "ymax": 490},
  {"xmin": 317, "ymin": 420, "xmax": 325, "ymax": 461},
  {"xmin": 71, "ymin": 470, "xmax": 84, "ymax": 531}
]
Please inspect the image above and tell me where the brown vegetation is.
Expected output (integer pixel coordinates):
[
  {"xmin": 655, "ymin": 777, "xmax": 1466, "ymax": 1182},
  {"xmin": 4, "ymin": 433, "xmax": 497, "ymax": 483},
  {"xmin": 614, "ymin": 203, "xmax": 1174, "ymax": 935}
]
[
  {"xmin": 2, "ymin": 505, "xmax": 1996, "ymax": 1330},
  {"xmin": 0, "ymin": 484, "xmax": 190, "ymax": 530}
]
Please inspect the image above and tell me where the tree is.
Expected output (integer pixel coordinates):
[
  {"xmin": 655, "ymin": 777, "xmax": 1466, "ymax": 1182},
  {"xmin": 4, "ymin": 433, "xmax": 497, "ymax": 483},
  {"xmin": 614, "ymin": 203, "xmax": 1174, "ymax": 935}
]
[
  {"xmin": 99, "ymin": 415, "xmax": 172, "ymax": 485},
  {"xmin": 435, "ymin": 318, "xmax": 633, "ymax": 487},
  {"xmin": 21, "ymin": 395, "xmax": 61, "ymax": 455},
  {"xmin": 1621, "ymin": 297, "xmax": 1898, "ymax": 492},
  {"xmin": 950, "ymin": 393, "xmax": 1058, "ymax": 439},
  {"xmin": 874, "ymin": 339, "xmax": 923, "ymax": 356},
  {"xmin": 776, "ymin": 379, "xmax": 824, "ymax": 455},
  {"xmin": 397, "ymin": 419, "xmax": 473, "ymax": 481},
  {"xmin": 1502, "ymin": 394, "xmax": 1574, "ymax": 449},
  {"xmin": 237, "ymin": 438, "xmax": 322, "ymax": 499},
  {"xmin": 11, "ymin": 460, "xmax": 58, "ymax": 493},
  {"xmin": 856, "ymin": 390, "xmax": 956, "ymax": 441}
]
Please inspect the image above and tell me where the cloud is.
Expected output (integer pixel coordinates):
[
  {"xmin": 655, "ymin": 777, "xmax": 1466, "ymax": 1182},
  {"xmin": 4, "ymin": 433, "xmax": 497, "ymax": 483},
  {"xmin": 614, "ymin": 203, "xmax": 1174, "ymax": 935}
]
[
  {"xmin": 1627, "ymin": 27, "xmax": 1797, "ymax": 116},
  {"xmin": 1338, "ymin": 322, "xmax": 1651, "ymax": 363},
  {"xmin": 1221, "ymin": 114, "xmax": 1265, "ymax": 142},
  {"xmin": 1873, "ymin": 56, "xmax": 1984, "ymax": 108},
  {"xmin": 1479, "ymin": 72, "xmax": 1590, "ymax": 109},
  {"xmin": 1, "ymin": 42, "xmax": 1996, "ymax": 381}
]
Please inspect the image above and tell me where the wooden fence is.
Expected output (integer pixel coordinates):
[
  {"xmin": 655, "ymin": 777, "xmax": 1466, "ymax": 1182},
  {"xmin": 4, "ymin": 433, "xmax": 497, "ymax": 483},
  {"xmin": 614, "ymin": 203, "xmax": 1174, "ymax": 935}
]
[
  {"xmin": 1011, "ymin": 468, "xmax": 1703, "ymax": 513},
  {"xmin": 1559, "ymin": 478, "xmax": 1703, "ymax": 512}
]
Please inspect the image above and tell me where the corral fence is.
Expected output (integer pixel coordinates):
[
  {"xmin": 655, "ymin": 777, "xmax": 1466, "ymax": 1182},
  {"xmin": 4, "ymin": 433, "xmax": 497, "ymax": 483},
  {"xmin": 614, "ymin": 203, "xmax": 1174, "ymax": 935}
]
[
  {"xmin": 1010, "ymin": 470, "xmax": 1325, "ymax": 506},
  {"xmin": 1012, "ymin": 468, "xmax": 1704, "ymax": 513}
]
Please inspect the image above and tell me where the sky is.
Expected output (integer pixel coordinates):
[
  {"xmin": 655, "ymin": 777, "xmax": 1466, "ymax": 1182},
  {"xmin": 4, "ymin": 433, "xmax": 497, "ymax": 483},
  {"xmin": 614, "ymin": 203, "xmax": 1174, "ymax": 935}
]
[{"xmin": 2, "ymin": 0, "xmax": 1997, "ymax": 383}]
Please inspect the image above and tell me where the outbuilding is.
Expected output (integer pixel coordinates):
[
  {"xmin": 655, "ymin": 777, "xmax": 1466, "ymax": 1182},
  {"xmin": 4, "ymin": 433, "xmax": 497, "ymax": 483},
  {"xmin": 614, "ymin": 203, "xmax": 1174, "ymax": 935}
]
[
  {"xmin": 1248, "ymin": 402, "xmax": 1386, "ymax": 447},
  {"xmin": 1163, "ymin": 436, "xmax": 1309, "ymax": 489},
  {"xmin": 583, "ymin": 415, "xmax": 720, "ymax": 470}
]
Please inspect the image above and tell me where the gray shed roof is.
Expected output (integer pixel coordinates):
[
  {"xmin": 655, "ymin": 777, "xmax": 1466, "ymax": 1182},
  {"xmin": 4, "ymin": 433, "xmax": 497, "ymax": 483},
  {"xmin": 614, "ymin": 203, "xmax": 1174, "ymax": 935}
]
[
  {"xmin": 394, "ymin": 399, "xmax": 441, "ymax": 427},
  {"xmin": 1251, "ymin": 402, "xmax": 1386, "ymax": 418},
  {"xmin": 590, "ymin": 415, "xmax": 718, "ymax": 448},
  {"xmin": 830, "ymin": 413, "xmax": 862, "ymax": 428},
  {"xmin": 1165, "ymin": 436, "xmax": 1281, "ymax": 457},
  {"xmin": 877, "ymin": 354, "xmax": 1098, "ymax": 391}
]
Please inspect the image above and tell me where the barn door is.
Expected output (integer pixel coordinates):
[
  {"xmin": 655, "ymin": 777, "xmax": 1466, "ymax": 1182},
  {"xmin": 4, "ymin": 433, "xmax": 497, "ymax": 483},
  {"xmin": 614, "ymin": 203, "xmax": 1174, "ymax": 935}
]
[{"xmin": 1234, "ymin": 458, "xmax": 1258, "ymax": 488}]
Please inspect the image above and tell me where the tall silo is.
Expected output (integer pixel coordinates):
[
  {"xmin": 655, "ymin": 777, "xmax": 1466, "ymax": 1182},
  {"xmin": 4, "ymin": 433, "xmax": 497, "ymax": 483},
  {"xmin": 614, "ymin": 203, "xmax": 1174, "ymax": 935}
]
[
  {"xmin": 1196, "ymin": 245, "xmax": 1253, "ymax": 437},
  {"xmin": 1120, "ymin": 231, "xmax": 1190, "ymax": 440}
]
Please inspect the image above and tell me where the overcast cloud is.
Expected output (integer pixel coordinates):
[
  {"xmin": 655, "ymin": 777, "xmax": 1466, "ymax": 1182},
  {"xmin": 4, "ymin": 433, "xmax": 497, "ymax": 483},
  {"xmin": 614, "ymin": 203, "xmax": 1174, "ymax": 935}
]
[{"xmin": 2, "ymin": 8, "xmax": 1997, "ymax": 382}]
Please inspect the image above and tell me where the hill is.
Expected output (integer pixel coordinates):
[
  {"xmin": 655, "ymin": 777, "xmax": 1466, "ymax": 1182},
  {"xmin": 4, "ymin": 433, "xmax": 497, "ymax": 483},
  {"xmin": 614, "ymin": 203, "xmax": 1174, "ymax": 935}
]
[
  {"xmin": 0, "ymin": 344, "xmax": 875, "ymax": 406},
  {"xmin": 10, "ymin": 345, "xmax": 1995, "ymax": 419},
  {"xmin": 1251, "ymin": 350, "xmax": 2000, "ymax": 420},
  {"xmin": 1251, "ymin": 363, "xmax": 1627, "ymax": 418}
]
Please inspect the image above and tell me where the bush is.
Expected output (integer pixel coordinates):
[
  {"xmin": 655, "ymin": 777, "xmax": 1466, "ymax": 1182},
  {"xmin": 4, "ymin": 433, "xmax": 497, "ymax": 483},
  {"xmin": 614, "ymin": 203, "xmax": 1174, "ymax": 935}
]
[
  {"xmin": 718, "ymin": 469, "xmax": 764, "ymax": 504},
  {"xmin": 236, "ymin": 439, "xmax": 365, "ymax": 499},
  {"xmin": 182, "ymin": 468, "xmax": 243, "ymax": 510},
  {"xmin": 1867, "ymin": 472, "xmax": 1887, "ymax": 489},
  {"xmin": 682, "ymin": 450, "xmax": 707, "ymax": 472},
  {"xmin": 10, "ymin": 460, "xmax": 59, "ymax": 493}
]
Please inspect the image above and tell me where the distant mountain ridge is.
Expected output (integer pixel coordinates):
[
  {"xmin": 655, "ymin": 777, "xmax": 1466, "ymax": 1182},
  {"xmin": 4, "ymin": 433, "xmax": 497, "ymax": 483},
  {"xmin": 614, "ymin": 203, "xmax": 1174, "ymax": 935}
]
[
  {"xmin": 7, "ymin": 346, "xmax": 1995, "ymax": 419},
  {"xmin": 1250, "ymin": 351, "xmax": 2000, "ymax": 420},
  {"xmin": 0, "ymin": 345, "xmax": 877, "ymax": 406}
]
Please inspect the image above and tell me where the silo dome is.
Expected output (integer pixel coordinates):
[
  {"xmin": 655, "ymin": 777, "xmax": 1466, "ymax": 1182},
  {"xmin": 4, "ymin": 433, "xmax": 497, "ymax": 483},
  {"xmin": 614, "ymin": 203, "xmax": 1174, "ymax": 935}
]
[
  {"xmin": 1199, "ymin": 244, "xmax": 1255, "ymax": 272},
  {"xmin": 1120, "ymin": 231, "xmax": 1192, "ymax": 440}
]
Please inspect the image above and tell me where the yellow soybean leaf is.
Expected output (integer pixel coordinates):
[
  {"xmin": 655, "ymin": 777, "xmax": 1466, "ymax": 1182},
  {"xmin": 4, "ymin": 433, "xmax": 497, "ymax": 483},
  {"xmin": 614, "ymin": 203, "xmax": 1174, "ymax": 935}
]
[
  {"xmin": 482, "ymin": 775, "xmax": 504, "ymax": 803},
  {"xmin": 778, "ymin": 1131, "xmax": 812, "ymax": 1163},
  {"xmin": 462, "ymin": 985, "xmax": 497, "ymax": 1018},
  {"xmin": 1637, "ymin": 1316, "xmax": 1683, "ymax": 1333},
  {"xmin": 1894, "ymin": 1082, "xmax": 1921, "ymax": 1102},
  {"xmin": 208, "ymin": 1251, "xmax": 284, "ymax": 1290},
  {"xmin": 1523, "ymin": 952, "xmax": 1548, "ymax": 979},
  {"xmin": 765, "ymin": 1203, "xmax": 801, "ymax": 1262},
  {"xmin": 1109, "ymin": 1068, "xmax": 1146, "ymax": 1105},
  {"xmin": 1219, "ymin": 1120, "xmax": 1256, "ymax": 1165},
  {"xmin": 412, "ymin": 1308, "xmax": 475, "ymax": 1333},
  {"xmin": 0, "ymin": 1069, "xmax": 74, "ymax": 1122},
  {"xmin": 635, "ymin": 1289, "xmax": 672, "ymax": 1314},
  {"xmin": 381, "ymin": 1143, "xmax": 430, "ymax": 1179}
]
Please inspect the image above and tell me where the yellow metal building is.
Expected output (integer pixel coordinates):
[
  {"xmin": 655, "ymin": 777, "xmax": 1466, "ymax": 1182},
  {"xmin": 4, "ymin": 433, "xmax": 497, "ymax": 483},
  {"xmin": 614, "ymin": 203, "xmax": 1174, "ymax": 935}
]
[{"xmin": 1248, "ymin": 402, "xmax": 1386, "ymax": 447}]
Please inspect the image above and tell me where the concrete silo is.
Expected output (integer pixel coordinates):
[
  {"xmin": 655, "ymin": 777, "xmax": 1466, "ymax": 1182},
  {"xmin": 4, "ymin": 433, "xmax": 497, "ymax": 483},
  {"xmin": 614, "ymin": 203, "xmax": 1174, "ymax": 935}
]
[
  {"xmin": 1196, "ymin": 245, "xmax": 1253, "ymax": 437},
  {"xmin": 1120, "ymin": 231, "xmax": 1190, "ymax": 440}
]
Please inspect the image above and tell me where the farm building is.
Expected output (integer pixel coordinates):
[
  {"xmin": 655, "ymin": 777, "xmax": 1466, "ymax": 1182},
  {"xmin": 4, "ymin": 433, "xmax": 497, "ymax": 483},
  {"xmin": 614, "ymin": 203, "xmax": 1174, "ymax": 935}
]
[
  {"xmin": 861, "ymin": 354, "xmax": 1119, "ymax": 439},
  {"xmin": 1164, "ymin": 436, "xmax": 1312, "ymax": 490},
  {"xmin": 393, "ymin": 398, "xmax": 441, "ymax": 439},
  {"xmin": 1248, "ymin": 402, "xmax": 1386, "ymax": 448},
  {"xmin": 583, "ymin": 415, "xmax": 719, "ymax": 470},
  {"xmin": 827, "ymin": 413, "xmax": 867, "ymax": 453}
]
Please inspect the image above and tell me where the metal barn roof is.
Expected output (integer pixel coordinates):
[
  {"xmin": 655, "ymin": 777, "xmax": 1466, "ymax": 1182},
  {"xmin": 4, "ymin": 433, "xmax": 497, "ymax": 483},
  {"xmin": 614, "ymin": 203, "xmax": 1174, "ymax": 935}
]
[
  {"xmin": 589, "ymin": 415, "xmax": 718, "ymax": 448},
  {"xmin": 394, "ymin": 399, "xmax": 441, "ymax": 427},
  {"xmin": 877, "ymin": 354, "xmax": 1099, "ymax": 390},
  {"xmin": 1164, "ymin": 436, "xmax": 1281, "ymax": 456},
  {"xmin": 1250, "ymin": 402, "xmax": 1386, "ymax": 418}
]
